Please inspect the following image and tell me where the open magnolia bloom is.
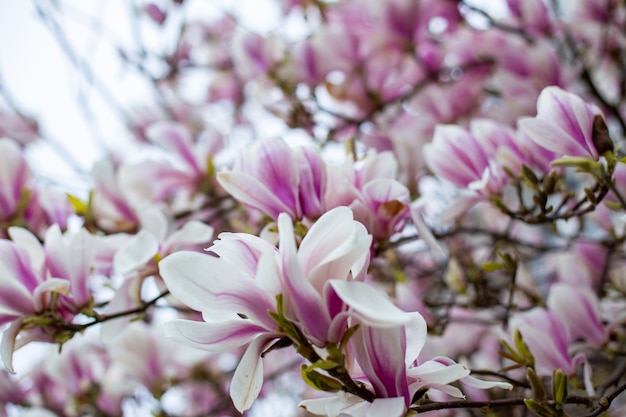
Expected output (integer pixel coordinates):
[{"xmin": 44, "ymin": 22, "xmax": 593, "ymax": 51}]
[
  {"xmin": 160, "ymin": 205, "xmax": 514, "ymax": 413},
  {"xmin": 518, "ymin": 86, "xmax": 611, "ymax": 159},
  {"xmin": 159, "ymin": 206, "xmax": 372, "ymax": 411},
  {"xmin": 300, "ymin": 301, "xmax": 513, "ymax": 417}
]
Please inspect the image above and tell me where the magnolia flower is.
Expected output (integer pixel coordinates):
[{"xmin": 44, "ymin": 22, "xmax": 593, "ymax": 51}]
[
  {"xmin": 160, "ymin": 207, "xmax": 370, "ymax": 412},
  {"xmin": 326, "ymin": 151, "xmax": 411, "ymax": 240},
  {"xmin": 0, "ymin": 138, "xmax": 70, "ymax": 237},
  {"xmin": 548, "ymin": 283, "xmax": 607, "ymax": 348},
  {"xmin": 509, "ymin": 307, "xmax": 594, "ymax": 395},
  {"xmin": 0, "ymin": 228, "xmax": 67, "ymax": 373},
  {"xmin": 0, "ymin": 225, "xmax": 109, "ymax": 373},
  {"xmin": 423, "ymin": 124, "xmax": 508, "ymax": 198},
  {"xmin": 25, "ymin": 334, "xmax": 125, "ymax": 416},
  {"xmin": 518, "ymin": 86, "xmax": 611, "ymax": 159},
  {"xmin": 301, "ymin": 295, "xmax": 511, "ymax": 417},
  {"xmin": 0, "ymin": 138, "xmax": 31, "ymax": 225},
  {"xmin": 218, "ymin": 137, "xmax": 325, "ymax": 221},
  {"xmin": 101, "ymin": 206, "xmax": 214, "ymax": 340},
  {"xmin": 91, "ymin": 158, "xmax": 140, "ymax": 233}
]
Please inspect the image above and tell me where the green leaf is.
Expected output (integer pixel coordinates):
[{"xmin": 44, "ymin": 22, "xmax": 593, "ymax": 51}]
[
  {"xmin": 551, "ymin": 156, "xmax": 598, "ymax": 171},
  {"xmin": 482, "ymin": 262, "xmax": 505, "ymax": 272},
  {"xmin": 514, "ymin": 330, "xmax": 535, "ymax": 367},
  {"xmin": 309, "ymin": 359, "xmax": 340, "ymax": 371},
  {"xmin": 339, "ymin": 324, "xmax": 360, "ymax": 352},
  {"xmin": 301, "ymin": 365, "xmax": 343, "ymax": 392},
  {"xmin": 524, "ymin": 399, "xmax": 554, "ymax": 417},
  {"xmin": 67, "ymin": 193, "xmax": 89, "ymax": 215},
  {"xmin": 527, "ymin": 367, "xmax": 546, "ymax": 401},
  {"xmin": 522, "ymin": 165, "xmax": 540, "ymax": 189},
  {"xmin": 552, "ymin": 369, "xmax": 568, "ymax": 408}
]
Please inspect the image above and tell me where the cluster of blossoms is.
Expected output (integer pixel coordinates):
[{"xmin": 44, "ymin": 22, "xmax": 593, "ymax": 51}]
[{"xmin": 2, "ymin": 0, "xmax": 626, "ymax": 416}]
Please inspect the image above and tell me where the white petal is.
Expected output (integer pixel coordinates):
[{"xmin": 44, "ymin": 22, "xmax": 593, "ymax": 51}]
[
  {"xmin": 330, "ymin": 280, "xmax": 413, "ymax": 327},
  {"xmin": 298, "ymin": 207, "xmax": 371, "ymax": 291},
  {"xmin": 461, "ymin": 375, "xmax": 513, "ymax": 390},
  {"xmin": 408, "ymin": 361, "xmax": 470, "ymax": 385},
  {"xmin": 7, "ymin": 227, "xmax": 45, "ymax": 270},
  {"xmin": 299, "ymin": 395, "xmax": 348, "ymax": 417},
  {"xmin": 217, "ymin": 171, "xmax": 294, "ymax": 219},
  {"xmin": 410, "ymin": 202, "xmax": 443, "ymax": 254},
  {"xmin": 1, "ymin": 318, "xmax": 24, "ymax": 374},
  {"xmin": 164, "ymin": 318, "xmax": 267, "ymax": 352},
  {"xmin": 230, "ymin": 335, "xmax": 276, "ymax": 412},
  {"xmin": 138, "ymin": 205, "xmax": 169, "ymax": 241},
  {"xmin": 367, "ymin": 397, "xmax": 406, "ymax": 417},
  {"xmin": 114, "ymin": 230, "xmax": 159, "ymax": 275},
  {"xmin": 159, "ymin": 251, "xmax": 275, "ymax": 329},
  {"xmin": 32, "ymin": 278, "xmax": 70, "ymax": 312},
  {"xmin": 165, "ymin": 220, "xmax": 214, "ymax": 249}
]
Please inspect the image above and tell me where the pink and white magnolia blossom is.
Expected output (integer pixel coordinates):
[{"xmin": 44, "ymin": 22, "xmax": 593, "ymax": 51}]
[
  {"xmin": 217, "ymin": 137, "xmax": 326, "ymax": 221},
  {"xmin": 102, "ymin": 206, "xmax": 214, "ymax": 339},
  {"xmin": 159, "ymin": 207, "xmax": 370, "ymax": 411},
  {"xmin": 0, "ymin": 225, "xmax": 112, "ymax": 373},
  {"xmin": 0, "ymin": 110, "xmax": 39, "ymax": 145},
  {"xmin": 0, "ymin": 139, "xmax": 32, "ymax": 230},
  {"xmin": 0, "ymin": 138, "xmax": 70, "ymax": 238},
  {"xmin": 105, "ymin": 322, "xmax": 211, "ymax": 397},
  {"xmin": 326, "ymin": 151, "xmax": 411, "ymax": 240},
  {"xmin": 508, "ymin": 307, "xmax": 594, "ymax": 394},
  {"xmin": 518, "ymin": 86, "xmax": 609, "ymax": 160},
  {"xmin": 25, "ymin": 334, "xmax": 125, "ymax": 416},
  {"xmin": 142, "ymin": 121, "xmax": 222, "ymax": 197},
  {"xmin": 423, "ymin": 124, "xmax": 508, "ymax": 198},
  {"xmin": 548, "ymin": 283, "xmax": 607, "ymax": 348},
  {"xmin": 301, "ymin": 285, "xmax": 511, "ymax": 417},
  {"xmin": 91, "ymin": 158, "xmax": 140, "ymax": 233}
]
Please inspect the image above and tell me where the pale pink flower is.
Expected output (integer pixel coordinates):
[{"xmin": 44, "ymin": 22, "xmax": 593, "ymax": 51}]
[
  {"xmin": 518, "ymin": 86, "xmax": 608, "ymax": 159},
  {"xmin": 0, "ymin": 225, "xmax": 110, "ymax": 373},
  {"xmin": 301, "ymin": 294, "xmax": 511, "ymax": 417},
  {"xmin": 0, "ymin": 110, "xmax": 39, "ymax": 145},
  {"xmin": 0, "ymin": 139, "xmax": 32, "ymax": 232},
  {"xmin": 423, "ymin": 124, "xmax": 508, "ymax": 198},
  {"xmin": 325, "ymin": 151, "xmax": 410, "ymax": 240},
  {"xmin": 218, "ymin": 137, "xmax": 325, "ymax": 221},
  {"xmin": 91, "ymin": 158, "xmax": 140, "ymax": 233},
  {"xmin": 548, "ymin": 283, "xmax": 607, "ymax": 348},
  {"xmin": 144, "ymin": 3, "xmax": 166, "ymax": 25},
  {"xmin": 102, "ymin": 206, "xmax": 213, "ymax": 339},
  {"xmin": 160, "ymin": 207, "xmax": 371, "ymax": 411},
  {"xmin": 509, "ymin": 308, "xmax": 593, "ymax": 394},
  {"xmin": 26, "ymin": 335, "xmax": 124, "ymax": 416}
]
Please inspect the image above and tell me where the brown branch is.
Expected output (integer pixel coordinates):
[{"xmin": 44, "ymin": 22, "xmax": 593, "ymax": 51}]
[{"xmin": 59, "ymin": 290, "xmax": 170, "ymax": 332}]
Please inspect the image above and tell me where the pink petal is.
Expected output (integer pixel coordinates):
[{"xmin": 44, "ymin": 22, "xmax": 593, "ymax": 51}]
[
  {"xmin": 217, "ymin": 171, "xmax": 295, "ymax": 219},
  {"xmin": 146, "ymin": 122, "xmax": 202, "ymax": 174},
  {"xmin": 353, "ymin": 325, "xmax": 409, "ymax": 402},
  {"xmin": 278, "ymin": 213, "xmax": 329, "ymax": 345}
]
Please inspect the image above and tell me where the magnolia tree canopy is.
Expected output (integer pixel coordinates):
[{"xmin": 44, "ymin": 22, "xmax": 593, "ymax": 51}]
[{"xmin": 1, "ymin": 0, "xmax": 626, "ymax": 416}]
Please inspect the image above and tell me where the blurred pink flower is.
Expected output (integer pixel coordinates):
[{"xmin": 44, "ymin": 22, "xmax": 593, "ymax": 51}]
[
  {"xmin": 218, "ymin": 137, "xmax": 325, "ymax": 221},
  {"xmin": 518, "ymin": 86, "xmax": 608, "ymax": 159}
]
